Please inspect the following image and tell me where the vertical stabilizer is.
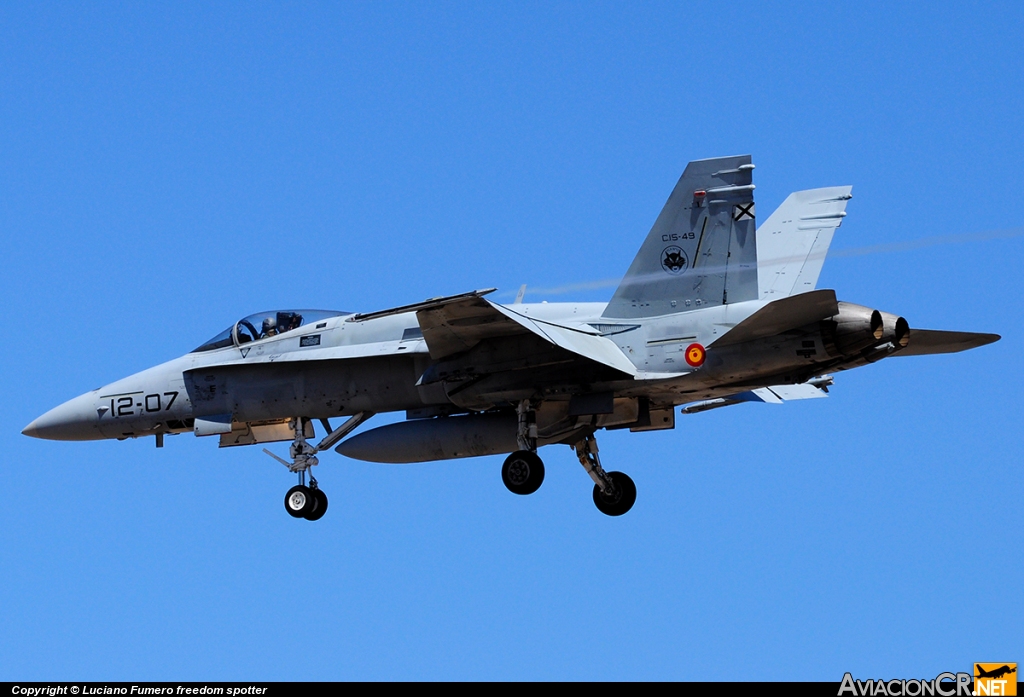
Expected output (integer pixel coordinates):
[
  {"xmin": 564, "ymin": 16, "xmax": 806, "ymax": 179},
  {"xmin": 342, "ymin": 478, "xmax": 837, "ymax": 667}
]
[
  {"xmin": 603, "ymin": 155, "xmax": 757, "ymax": 319},
  {"xmin": 757, "ymin": 186, "xmax": 852, "ymax": 299}
]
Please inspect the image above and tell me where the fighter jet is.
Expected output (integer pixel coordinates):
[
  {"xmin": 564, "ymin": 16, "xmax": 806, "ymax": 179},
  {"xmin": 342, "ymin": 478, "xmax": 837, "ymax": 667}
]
[{"xmin": 22, "ymin": 156, "xmax": 999, "ymax": 519}]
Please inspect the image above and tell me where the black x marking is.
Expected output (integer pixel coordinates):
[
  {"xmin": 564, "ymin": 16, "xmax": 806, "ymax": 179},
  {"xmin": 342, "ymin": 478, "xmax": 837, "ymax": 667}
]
[{"xmin": 733, "ymin": 202, "xmax": 755, "ymax": 221}]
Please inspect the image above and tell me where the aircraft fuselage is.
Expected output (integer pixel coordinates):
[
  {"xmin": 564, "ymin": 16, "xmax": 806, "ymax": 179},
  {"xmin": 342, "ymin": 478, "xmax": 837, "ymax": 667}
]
[{"xmin": 22, "ymin": 296, "xmax": 884, "ymax": 443}]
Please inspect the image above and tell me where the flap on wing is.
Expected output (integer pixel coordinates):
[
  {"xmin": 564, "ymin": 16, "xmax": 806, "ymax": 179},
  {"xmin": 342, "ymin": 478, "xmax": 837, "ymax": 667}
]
[
  {"xmin": 682, "ymin": 377, "xmax": 831, "ymax": 414},
  {"xmin": 711, "ymin": 289, "xmax": 838, "ymax": 347},
  {"xmin": 728, "ymin": 384, "xmax": 828, "ymax": 403},
  {"xmin": 894, "ymin": 329, "xmax": 1000, "ymax": 357},
  {"xmin": 748, "ymin": 388, "xmax": 783, "ymax": 404},
  {"xmin": 760, "ymin": 383, "xmax": 830, "ymax": 401}
]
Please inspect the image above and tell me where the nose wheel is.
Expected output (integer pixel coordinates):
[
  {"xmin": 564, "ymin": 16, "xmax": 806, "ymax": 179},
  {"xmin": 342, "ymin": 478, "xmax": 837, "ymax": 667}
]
[
  {"xmin": 285, "ymin": 485, "xmax": 312, "ymax": 517},
  {"xmin": 284, "ymin": 480, "xmax": 329, "ymax": 520}
]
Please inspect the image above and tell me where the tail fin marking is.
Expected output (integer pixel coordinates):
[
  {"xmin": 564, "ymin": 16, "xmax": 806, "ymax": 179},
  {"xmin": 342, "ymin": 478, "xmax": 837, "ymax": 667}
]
[{"xmin": 603, "ymin": 155, "xmax": 757, "ymax": 319}]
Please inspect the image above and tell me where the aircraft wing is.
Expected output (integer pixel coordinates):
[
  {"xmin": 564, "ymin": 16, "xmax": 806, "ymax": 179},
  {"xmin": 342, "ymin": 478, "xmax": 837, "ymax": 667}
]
[
  {"xmin": 351, "ymin": 289, "xmax": 512, "ymax": 358},
  {"xmin": 487, "ymin": 303, "xmax": 638, "ymax": 376},
  {"xmin": 352, "ymin": 289, "xmax": 637, "ymax": 377},
  {"xmin": 895, "ymin": 329, "xmax": 1000, "ymax": 356}
]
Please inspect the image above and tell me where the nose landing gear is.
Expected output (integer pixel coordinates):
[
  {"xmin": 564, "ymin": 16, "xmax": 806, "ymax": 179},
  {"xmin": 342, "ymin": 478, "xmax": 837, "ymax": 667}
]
[
  {"xmin": 266, "ymin": 420, "xmax": 328, "ymax": 521},
  {"xmin": 264, "ymin": 412, "xmax": 372, "ymax": 521}
]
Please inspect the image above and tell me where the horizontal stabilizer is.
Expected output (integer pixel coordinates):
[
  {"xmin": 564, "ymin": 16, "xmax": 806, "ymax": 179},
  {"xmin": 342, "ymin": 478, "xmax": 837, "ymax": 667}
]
[
  {"xmin": 895, "ymin": 329, "xmax": 1000, "ymax": 357},
  {"xmin": 711, "ymin": 289, "xmax": 838, "ymax": 347}
]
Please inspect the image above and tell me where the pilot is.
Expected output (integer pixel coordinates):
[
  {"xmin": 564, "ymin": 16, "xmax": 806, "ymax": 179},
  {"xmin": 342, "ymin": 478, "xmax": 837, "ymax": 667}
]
[{"xmin": 261, "ymin": 317, "xmax": 278, "ymax": 339}]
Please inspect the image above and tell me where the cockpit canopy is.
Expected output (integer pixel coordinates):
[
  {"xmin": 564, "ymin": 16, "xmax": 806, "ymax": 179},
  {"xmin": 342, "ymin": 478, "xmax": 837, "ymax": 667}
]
[{"xmin": 192, "ymin": 309, "xmax": 349, "ymax": 353}]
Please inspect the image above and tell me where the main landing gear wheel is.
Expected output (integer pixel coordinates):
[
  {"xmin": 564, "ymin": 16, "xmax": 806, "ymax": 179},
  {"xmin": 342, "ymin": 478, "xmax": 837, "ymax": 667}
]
[
  {"xmin": 285, "ymin": 485, "xmax": 315, "ymax": 518},
  {"xmin": 573, "ymin": 434, "xmax": 636, "ymax": 517},
  {"xmin": 502, "ymin": 450, "xmax": 545, "ymax": 495},
  {"xmin": 592, "ymin": 471, "xmax": 636, "ymax": 517}
]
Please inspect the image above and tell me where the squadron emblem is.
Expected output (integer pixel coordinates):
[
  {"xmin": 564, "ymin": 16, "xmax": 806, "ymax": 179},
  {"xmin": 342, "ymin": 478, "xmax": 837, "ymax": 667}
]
[{"xmin": 661, "ymin": 246, "xmax": 688, "ymax": 274}]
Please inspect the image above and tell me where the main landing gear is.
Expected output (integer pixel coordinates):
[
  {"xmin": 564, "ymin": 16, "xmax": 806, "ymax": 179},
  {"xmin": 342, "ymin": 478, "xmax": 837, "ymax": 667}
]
[
  {"xmin": 500, "ymin": 401, "xmax": 636, "ymax": 516},
  {"xmin": 573, "ymin": 433, "xmax": 636, "ymax": 516},
  {"xmin": 264, "ymin": 412, "xmax": 373, "ymax": 521},
  {"xmin": 501, "ymin": 400, "xmax": 546, "ymax": 495}
]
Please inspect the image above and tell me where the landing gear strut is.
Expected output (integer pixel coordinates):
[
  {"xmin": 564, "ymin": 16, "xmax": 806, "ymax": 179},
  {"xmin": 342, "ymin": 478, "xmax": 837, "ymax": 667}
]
[
  {"xmin": 267, "ymin": 418, "xmax": 328, "ymax": 520},
  {"xmin": 264, "ymin": 411, "xmax": 374, "ymax": 520},
  {"xmin": 573, "ymin": 433, "xmax": 636, "ymax": 516},
  {"xmin": 501, "ymin": 400, "xmax": 545, "ymax": 495}
]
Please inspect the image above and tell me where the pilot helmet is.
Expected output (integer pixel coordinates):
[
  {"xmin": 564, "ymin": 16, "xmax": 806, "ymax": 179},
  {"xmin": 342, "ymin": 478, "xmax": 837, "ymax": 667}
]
[{"xmin": 262, "ymin": 317, "xmax": 277, "ymax": 332}]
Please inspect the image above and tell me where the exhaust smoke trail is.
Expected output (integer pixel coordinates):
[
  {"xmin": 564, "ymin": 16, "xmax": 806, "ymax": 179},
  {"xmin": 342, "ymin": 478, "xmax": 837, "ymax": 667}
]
[{"xmin": 504, "ymin": 226, "xmax": 1024, "ymax": 300}]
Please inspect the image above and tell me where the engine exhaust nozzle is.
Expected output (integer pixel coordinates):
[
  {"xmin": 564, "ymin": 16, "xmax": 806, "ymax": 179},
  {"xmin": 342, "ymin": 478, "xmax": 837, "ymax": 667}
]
[
  {"xmin": 879, "ymin": 312, "xmax": 910, "ymax": 349},
  {"xmin": 822, "ymin": 303, "xmax": 885, "ymax": 357}
]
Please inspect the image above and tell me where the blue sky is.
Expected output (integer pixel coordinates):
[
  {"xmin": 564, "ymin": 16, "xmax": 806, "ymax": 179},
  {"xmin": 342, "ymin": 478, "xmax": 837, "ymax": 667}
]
[{"xmin": 1, "ymin": 1, "xmax": 1020, "ymax": 680}]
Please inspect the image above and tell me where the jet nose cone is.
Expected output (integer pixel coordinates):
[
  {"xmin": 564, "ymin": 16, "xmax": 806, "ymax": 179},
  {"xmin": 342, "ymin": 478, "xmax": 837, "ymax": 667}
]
[{"xmin": 22, "ymin": 393, "xmax": 104, "ymax": 441}]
